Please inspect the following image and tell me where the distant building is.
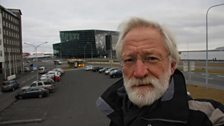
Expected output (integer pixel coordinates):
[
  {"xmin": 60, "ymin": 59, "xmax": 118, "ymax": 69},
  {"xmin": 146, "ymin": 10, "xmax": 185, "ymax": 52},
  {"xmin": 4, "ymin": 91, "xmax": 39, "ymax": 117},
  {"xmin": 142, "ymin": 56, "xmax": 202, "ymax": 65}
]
[
  {"xmin": 25, "ymin": 53, "xmax": 53, "ymax": 60},
  {"xmin": 0, "ymin": 5, "xmax": 23, "ymax": 80},
  {"xmin": 53, "ymin": 30, "xmax": 118, "ymax": 58}
]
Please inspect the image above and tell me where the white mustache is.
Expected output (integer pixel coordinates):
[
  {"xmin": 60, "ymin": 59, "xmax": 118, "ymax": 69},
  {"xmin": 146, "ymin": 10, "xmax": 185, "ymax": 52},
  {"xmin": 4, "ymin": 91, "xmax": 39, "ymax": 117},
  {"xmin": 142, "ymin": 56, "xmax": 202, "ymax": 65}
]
[{"xmin": 125, "ymin": 76, "xmax": 158, "ymax": 87}]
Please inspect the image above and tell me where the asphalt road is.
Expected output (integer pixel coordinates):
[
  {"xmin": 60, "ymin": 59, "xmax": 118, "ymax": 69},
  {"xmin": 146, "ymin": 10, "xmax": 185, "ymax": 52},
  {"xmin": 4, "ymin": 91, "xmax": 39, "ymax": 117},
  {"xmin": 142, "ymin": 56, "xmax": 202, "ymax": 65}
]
[
  {"xmin": 0, "ymin": 69, "xmax": 120, "ymax": 126},
  {"xmin": 183, "ymin": 72, "xmax": 224, "ymax": 89}
]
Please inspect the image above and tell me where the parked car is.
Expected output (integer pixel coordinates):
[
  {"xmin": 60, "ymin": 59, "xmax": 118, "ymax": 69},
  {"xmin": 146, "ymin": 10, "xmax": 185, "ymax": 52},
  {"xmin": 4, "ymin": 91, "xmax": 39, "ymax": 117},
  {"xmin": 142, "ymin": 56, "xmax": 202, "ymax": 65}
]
[
  {"xmin": 30, "ymin": 64, "xmax": 37, "ymax": 71},
  {"xmin": 40, "ymin": 74, "xmax": 52, "ymax": 80},
  {"xmin": 21, "ymin": 81, "xmax": 55, "ymax": 93},
  {"xmin": 24, "ymin": 66, "xmax": 31, "ymax": 72},
  {"xmin": 40, "ymin": 77, "xmax": 55, "ymax": 85},
  {"xmin": 52, "ymin": 68, "xmax": 65, "ymax": 75},
  {"xmin": 92, "ymin": 66, "xmax": 103, "ymax": 72},
  {"xmin": 99, "ymin": 67, "xmax": 109, "ymax": 73},
  {"xmin": 47, "ymin": 70, "xmax": 61, "ymax": 82},
  {"xmin": 1, "ymin": 80, "xmax": 20, "ymax": 92},
  {"xmin": 54, "ymin": 60, "xmax": 62, "ymax": 65},
  {"xmin": 15, "ymin": 87, "xmax": 49, "ymax": 99},
  {"xmin": 38, "ymin": 66, "xmax": 47, "ymax": 74},
  {"xmin": 110, "ymin": 69, "xmax": 123, "ymax": 78},
  {"xmin": 85, "ymin": 65, "xmax": 93, "ymax": 71},
  {"xmin": 105, "ymin": 68, "xmax": 117, "ymax": 75}
]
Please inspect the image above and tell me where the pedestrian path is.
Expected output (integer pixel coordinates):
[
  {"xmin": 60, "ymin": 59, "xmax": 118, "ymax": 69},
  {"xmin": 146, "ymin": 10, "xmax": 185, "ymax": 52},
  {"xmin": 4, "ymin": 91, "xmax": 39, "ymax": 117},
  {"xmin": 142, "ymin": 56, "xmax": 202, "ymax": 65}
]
[{"xmin": 0, "ymin": 71, "xmax": 37, "ymax": 112}]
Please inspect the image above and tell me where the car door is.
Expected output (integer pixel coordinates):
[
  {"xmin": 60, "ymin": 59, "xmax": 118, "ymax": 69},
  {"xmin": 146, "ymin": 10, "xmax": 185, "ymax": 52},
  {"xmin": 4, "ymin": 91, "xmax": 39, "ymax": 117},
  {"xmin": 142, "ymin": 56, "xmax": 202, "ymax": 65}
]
[{"xmin": 29, "ymin": 88, "xmax": 40, "ymax": 98}]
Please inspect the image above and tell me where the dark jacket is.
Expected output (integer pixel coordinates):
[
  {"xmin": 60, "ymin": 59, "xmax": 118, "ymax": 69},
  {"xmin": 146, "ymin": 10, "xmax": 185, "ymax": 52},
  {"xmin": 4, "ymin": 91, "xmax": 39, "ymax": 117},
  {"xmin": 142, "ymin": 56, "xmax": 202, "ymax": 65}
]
[{"xmin": 96, "ymin": 69, "xmax": 224, "ymax": 126}]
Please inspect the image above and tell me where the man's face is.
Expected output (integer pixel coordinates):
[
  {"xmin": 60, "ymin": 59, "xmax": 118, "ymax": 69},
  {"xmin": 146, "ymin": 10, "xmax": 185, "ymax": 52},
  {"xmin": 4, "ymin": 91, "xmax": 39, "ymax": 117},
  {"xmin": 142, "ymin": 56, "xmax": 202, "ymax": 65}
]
[{"xmin": 121, "ymin": 27, "xmax": 176, "ymax": 107}]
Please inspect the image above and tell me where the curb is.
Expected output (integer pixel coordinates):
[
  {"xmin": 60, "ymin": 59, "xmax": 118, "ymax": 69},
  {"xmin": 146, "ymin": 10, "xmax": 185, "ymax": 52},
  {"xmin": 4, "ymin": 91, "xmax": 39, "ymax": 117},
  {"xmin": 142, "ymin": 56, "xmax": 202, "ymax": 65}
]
[
  {"xmin": 0, "ymin": 118, "xmax": 43, "ymax": 125},
  {"xmin": 0, "ymin": 98, "xmax": 16, "ymax": 113},
  {"xmin": 0, "ymin": 112, "xmax": 47, "ymax": 125}
]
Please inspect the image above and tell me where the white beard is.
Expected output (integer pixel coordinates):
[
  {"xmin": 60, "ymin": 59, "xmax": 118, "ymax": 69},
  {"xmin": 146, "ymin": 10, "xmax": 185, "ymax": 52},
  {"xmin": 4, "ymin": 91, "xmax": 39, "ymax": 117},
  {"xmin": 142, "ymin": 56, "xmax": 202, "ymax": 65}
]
[{"xmin": 123, "ymin": 69, "xmax": 172, "ymax": 107}]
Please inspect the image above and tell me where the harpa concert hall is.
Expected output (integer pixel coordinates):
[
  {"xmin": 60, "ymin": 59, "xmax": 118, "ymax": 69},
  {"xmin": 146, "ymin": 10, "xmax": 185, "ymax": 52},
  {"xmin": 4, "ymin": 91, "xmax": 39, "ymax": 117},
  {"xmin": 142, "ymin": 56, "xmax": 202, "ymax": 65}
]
[{"xmin": 53, "ymin": 30, "xmax": 119, "ymax": 58}]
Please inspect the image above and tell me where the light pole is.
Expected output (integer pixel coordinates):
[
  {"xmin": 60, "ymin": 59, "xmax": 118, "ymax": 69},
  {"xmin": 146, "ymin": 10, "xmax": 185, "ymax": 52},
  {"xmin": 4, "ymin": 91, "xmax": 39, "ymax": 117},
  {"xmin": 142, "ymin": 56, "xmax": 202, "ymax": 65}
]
[
  {"xmin": 24, "ymin": 42, "xmax": 48, "ymax": 81},
  {"xmin": 205, "ymin": 3, "xmax": 224, "ymax": 87}
]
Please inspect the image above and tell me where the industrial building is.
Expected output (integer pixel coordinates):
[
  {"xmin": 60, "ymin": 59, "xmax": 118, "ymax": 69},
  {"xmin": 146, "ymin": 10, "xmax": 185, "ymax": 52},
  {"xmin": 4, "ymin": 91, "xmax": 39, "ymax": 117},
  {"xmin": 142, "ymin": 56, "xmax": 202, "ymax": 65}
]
[
  {"xmin": 0, "ymin": 5, "xmax": 23, "ymax": 80},
  {"xmin": 53, "ymin": 30, "xmax": 118, "ymax": 58}
]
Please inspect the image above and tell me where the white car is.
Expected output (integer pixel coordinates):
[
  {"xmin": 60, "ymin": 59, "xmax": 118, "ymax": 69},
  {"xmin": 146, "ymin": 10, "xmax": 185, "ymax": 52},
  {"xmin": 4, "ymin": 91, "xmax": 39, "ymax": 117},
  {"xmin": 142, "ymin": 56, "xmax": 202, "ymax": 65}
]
[
  {"xmin": 85, "ymin": 65, "xmax": 93, "ymax": 71},
  {"xmin": 21, "ymin": 81, "xmax": 55, "ymax": 93},
  {"xmin": 48, "ymin": 70, "xmax": 61, "ymax": 77},
  {"xmin": 38, "ymin": 66, "xmax": 46, "ymax": 74},
  {"xmin": 52, "ymin": 68, "xmax": 65, "ymax": 75},
  {"xmin": 47, "ymin": 70, "xmax": 61, "ymax": 82},
  {"xmin": 40, "ymin": 74, "xmax": 52, "ymax": 80}
]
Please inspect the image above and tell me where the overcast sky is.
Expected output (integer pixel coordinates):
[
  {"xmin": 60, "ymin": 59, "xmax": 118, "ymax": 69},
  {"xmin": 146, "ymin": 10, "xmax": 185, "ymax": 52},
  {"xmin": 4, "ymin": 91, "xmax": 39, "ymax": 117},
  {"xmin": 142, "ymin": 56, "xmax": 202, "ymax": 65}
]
[{"xmin": 1, "ymin": 0, "xmax": 224, "ymax": 54}]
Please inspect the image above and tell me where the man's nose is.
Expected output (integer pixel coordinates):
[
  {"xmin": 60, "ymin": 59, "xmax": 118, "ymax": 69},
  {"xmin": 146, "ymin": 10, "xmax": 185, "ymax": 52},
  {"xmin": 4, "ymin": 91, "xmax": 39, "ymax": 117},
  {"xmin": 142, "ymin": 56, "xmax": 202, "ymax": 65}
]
[{"xmin": 133, "ymin": 59, "xmax": 148, "ymax": 78}]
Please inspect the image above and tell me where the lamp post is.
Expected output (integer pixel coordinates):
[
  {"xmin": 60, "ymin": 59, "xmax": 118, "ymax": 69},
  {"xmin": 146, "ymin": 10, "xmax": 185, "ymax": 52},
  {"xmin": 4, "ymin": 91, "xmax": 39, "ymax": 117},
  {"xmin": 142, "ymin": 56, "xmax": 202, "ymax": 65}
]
[
  {"xmin": 24, "ymin": 42, "xmax": 48, "ymax": 81},
  {"xmin": 205, "ymin": 3, "xmax": 224, "ymax": 87}
]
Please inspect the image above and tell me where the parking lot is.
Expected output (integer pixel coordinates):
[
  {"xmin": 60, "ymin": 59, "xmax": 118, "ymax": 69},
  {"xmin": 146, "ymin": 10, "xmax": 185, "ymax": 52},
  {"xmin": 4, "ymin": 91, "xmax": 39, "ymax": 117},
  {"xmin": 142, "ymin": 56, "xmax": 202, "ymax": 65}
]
[{"xmin": 0, "ymin": 67, "xmax": 121, "ymax": 126}]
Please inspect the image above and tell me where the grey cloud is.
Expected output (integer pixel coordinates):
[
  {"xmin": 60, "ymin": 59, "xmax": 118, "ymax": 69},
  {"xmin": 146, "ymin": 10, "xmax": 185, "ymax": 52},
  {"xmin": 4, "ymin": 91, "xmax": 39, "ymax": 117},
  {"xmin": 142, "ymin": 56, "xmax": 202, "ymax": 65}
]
[{"xmin": 1, "ymin": 0, "xmax": 224, "ymax": 53}]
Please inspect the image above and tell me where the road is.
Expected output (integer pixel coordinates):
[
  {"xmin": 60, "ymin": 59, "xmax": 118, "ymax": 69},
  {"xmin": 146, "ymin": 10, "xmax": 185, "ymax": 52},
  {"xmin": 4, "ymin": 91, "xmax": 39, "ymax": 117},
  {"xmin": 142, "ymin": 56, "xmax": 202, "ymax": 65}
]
[
  {"xmin": 183, "ymin": 72, "xmax": 224, "ymax": 89},
  {"xmin": 0, "ymin": 69, "xmax": 120, "ymax": 126}
]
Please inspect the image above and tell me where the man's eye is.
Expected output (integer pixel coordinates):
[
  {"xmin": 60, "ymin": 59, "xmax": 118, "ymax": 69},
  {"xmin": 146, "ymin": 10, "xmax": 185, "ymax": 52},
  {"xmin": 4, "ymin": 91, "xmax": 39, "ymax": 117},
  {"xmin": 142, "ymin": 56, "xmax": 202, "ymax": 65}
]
[
  {"xmin": 145, "ymin": 56, "xmax": 159, "ymax": 62},
  {"xmin": 124, "ymin": 58, "xmax": 134, "ymax": 63}
]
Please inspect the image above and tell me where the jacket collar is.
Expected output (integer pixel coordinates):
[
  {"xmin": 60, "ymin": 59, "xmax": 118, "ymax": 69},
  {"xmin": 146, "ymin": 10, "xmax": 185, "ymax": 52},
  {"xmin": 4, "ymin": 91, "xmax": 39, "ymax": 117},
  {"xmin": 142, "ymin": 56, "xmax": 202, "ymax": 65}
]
[
  {"xmin": 139, "ymin": 69, "xmax": 189, "ymax": 124},
  {"xmin": 96, "ymin": 69, "xmax": 189, "ymax": 125}
]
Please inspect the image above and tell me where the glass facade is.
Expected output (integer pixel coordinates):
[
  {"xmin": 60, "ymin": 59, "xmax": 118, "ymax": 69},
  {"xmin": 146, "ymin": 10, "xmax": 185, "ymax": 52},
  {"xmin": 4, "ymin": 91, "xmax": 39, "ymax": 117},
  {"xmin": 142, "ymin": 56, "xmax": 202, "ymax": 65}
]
[{"xmin": 53, "ymin": 30, "xmax": 118, "ymax": 58}]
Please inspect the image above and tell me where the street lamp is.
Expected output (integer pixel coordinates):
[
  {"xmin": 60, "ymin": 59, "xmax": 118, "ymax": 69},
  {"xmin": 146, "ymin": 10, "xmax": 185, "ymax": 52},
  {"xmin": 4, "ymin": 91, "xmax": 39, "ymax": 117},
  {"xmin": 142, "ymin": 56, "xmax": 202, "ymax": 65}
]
[
  {"xmin": 205, "ymin": 3, "xmax": 224, "ymax": 87},
  {"xmin": 24, "ymin": 42, "xmax": 48, "ymax": 81}
]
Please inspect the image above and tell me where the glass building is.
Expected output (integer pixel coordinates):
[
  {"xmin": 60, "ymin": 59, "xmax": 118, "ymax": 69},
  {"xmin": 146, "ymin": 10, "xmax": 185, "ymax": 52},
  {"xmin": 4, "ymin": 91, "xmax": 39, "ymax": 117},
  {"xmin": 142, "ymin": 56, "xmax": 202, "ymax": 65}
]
[{"xmin": 53, "ymin": 30, "xmax": 118, "ymax": 58}]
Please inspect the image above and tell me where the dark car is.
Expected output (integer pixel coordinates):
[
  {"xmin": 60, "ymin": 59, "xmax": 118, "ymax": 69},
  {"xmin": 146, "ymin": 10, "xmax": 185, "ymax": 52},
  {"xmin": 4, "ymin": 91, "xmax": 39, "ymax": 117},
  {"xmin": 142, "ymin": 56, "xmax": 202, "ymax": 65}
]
[
  {"xmin": 24, "ymin": 66, "xmax": 31, "ymax": 72},
  {"xmin": 54, "ymin": 60, "xmax": 62, "ymax": 65},
  {"xmin": 1, "ymin": 80, "xmax": 20, "ymax": 92},
  {"xmin": 15, "ymin": 87, "xmax": 49, "ymax": 99},
  {"xmin": 98, "ymin": 67, "xmax": 109, "ymax": 73},
  {"xmin": 110, "ymin": 69, "xmax": 123, "ymax": 78},
  {"xmin": 105, "ymin": 68, "xmax": 117, "ymax": 75},
  {"xmin": 92, "ymin": 66, "xmax": 103, "ymax": 72}
]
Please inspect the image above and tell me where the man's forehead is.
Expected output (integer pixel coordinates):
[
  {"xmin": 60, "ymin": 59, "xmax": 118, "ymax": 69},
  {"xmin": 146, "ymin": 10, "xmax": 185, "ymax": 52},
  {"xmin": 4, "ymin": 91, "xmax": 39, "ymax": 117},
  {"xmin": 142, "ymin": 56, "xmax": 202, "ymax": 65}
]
[{"xmin": 123, "ymin": 27, "xmax": 163, "ymax": 42}]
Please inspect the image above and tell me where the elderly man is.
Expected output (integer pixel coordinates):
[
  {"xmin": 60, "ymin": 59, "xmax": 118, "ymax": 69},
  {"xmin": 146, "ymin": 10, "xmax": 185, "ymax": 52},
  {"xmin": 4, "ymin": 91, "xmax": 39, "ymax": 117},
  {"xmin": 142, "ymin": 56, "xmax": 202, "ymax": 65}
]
[{"xmin": 96, "ymin": 17, "xmax": 224, "ymax": 126}]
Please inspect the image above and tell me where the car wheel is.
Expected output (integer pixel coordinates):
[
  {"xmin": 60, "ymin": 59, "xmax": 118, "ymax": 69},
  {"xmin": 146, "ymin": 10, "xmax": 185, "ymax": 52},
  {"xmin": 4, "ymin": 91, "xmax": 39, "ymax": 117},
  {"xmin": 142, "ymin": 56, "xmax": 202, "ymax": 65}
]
[{"xmin": 38, "ymin": 94, "xmax": 43, "ymax": 98}]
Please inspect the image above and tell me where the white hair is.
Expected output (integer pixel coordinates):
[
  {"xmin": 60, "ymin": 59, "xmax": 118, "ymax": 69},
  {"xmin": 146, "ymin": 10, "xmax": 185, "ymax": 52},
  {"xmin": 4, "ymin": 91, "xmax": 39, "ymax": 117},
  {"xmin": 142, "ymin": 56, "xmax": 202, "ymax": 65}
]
[{"xmin": 115, "ymin": 17, "xmax": 180, "ymax": 64}]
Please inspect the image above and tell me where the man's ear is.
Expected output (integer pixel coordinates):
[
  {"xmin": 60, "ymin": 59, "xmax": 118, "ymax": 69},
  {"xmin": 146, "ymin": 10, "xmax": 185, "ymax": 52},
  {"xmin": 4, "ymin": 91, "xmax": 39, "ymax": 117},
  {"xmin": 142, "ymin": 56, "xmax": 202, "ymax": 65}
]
[{"xmin": 170, "ymin": 61, "xmax": 177, "ymax": 74}]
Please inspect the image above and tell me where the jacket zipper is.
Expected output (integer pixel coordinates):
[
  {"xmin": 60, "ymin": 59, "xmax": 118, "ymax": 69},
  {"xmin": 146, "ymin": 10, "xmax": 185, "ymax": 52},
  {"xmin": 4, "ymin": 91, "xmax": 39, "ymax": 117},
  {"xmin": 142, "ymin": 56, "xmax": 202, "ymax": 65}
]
[{"xmin": 141, "ymin": 117, "xmax": 187, "ymax": 124}]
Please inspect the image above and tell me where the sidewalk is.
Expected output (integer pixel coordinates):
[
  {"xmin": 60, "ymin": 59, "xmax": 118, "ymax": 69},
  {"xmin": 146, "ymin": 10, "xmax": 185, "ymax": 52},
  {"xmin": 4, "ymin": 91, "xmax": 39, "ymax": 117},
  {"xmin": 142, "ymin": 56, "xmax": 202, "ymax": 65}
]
[{"xmin": 0, "ymin": 71, "xmax": 37, "ymax": 112}]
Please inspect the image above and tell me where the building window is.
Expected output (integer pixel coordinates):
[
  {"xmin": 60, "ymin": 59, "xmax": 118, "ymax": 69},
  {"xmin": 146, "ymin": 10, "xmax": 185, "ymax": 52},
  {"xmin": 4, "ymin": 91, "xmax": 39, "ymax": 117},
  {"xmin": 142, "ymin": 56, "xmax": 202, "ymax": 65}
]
[{"xmin": 0, "ymin": 50, "xmax": 2, "ymax": 56}]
